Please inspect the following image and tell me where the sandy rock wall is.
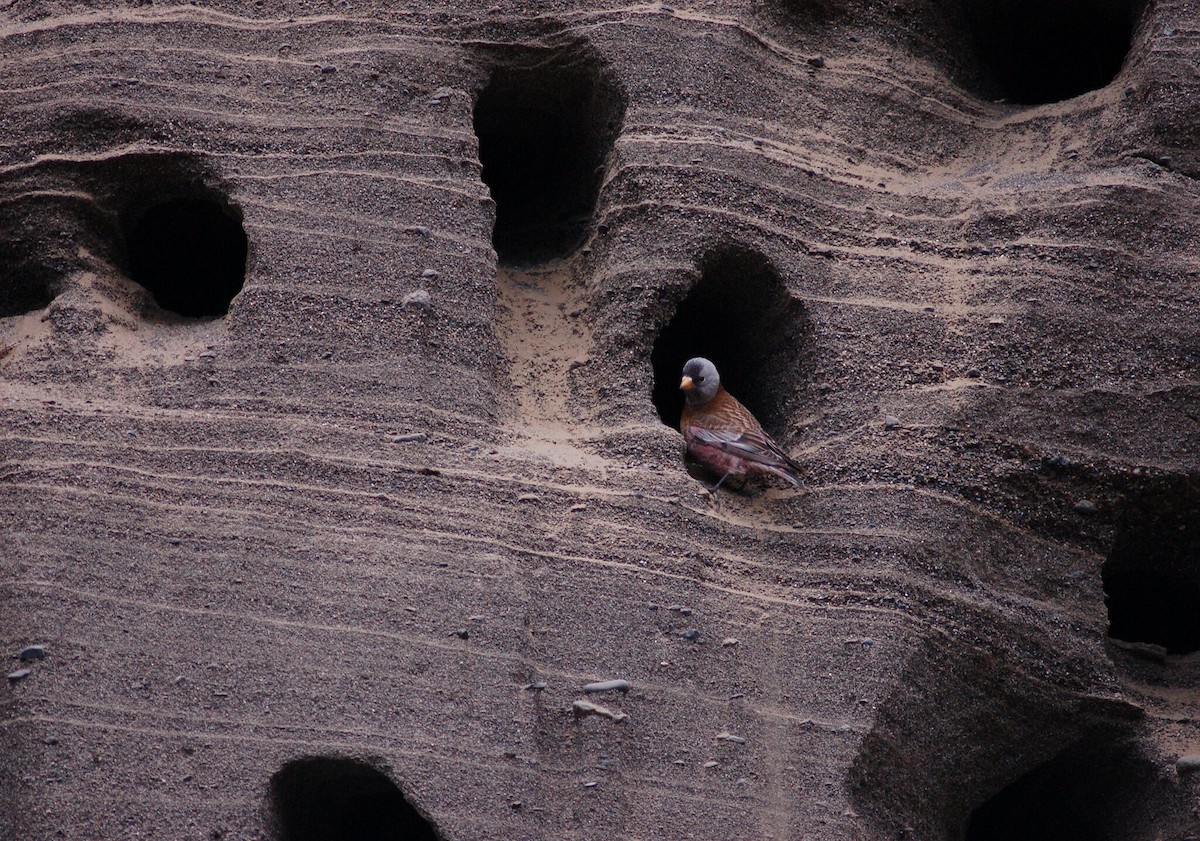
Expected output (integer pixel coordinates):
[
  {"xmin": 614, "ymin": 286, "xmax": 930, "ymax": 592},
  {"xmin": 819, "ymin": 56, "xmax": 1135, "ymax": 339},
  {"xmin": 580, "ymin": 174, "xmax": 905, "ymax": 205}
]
[{"xmin": 2, "ymin": 1, "xmax": 1198, "ymax": 839}]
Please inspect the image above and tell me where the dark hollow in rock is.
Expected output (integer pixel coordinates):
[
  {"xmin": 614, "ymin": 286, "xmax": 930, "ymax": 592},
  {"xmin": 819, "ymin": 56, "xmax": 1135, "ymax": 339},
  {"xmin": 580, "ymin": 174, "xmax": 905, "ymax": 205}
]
[
  {"xmin": 124, "ymin": 196, "xmax": 247, "ymax": 318},
  {"xmin": 473, "ymin": 41, "xmax": 626, "ymax": 264},
  {"xmin": 0, "ymin": 200, "xmax": 71, "ymax": 319},
  {"xmin": 651, "ymin": 245, "xmax": 811, "ymax": 434},
  {"xmin": 964, "ymin": 738, "xmax": 1160, "ymax": 841},
  {"xmin": 1102, "ymin": 475, "xmax": 1200, "ymax": 655},
  {"xmin": 0, "ymin": 240, "xmax": 58, "ymax": 317},
  {"xmin": 268, "ymin": 756, "xmax": 441, "ymax": 841},
  {"xmin": 962, "ymin": 0, "xmax": 1148, "ymax": 105}
]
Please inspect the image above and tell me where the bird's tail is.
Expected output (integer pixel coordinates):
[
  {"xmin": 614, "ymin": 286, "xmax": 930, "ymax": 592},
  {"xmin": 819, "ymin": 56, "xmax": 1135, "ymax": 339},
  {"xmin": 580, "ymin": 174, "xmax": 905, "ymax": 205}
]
[{"xmin": 769, "ymin": 463, "xmax": 805, "ymax": 488}]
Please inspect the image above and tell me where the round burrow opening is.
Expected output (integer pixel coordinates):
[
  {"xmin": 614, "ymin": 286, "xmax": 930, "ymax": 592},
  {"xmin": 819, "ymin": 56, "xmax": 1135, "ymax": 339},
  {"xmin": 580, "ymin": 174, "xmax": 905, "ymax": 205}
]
[
  {"xmin": 473, "ymin": 41, "xmax": 626, "ymax": 264},
  {"xmin": 962, "ymin": 0, "xmax": 1148, "ymax": 105},
  {"xmin": 964, "ymin": 737, "xmax": 1158, "ymax": 841},
  {"xmin": 1102, "ymin": 476, "xmax": 1200, "ymax": 655},
  {"xmin": 268, "ymin": 756, "xmax": 441, "ymax": 841},
  {"xmin": 124, "ymin": 196, "xmax": 247, "ymax": 318},
  {"xmin": 651, "ymin": 246, "xmax": 810, "ymax": 433}
]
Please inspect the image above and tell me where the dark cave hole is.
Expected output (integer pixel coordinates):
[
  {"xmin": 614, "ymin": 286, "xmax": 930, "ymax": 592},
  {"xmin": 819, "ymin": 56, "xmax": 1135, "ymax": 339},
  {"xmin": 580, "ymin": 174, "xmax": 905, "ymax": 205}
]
[
  {"xmin": 0, "ymin": 246, "xmax": 58, "ymax": 317},
  {"xmin": 124, "ymin": 196, "xmax": 247, "ymax": 318},
  {"xmin": 0, "ymin": 203, "xmax": 67, "ymax": 317},
  {"xmin": 473, "ymin": 42, "xmax": 626, "ymax": 264},
  {"xmin": 651, "ymin": 246, "xmax": 810, "ymax": 434},
  {"xmin": 964, "ymin": 738, "xmax": 1154, "ymax": 841},
  {"xmin": 962, "ymin": 0, "xmax": 1147, "ymax": 104},
  {"xmin": 269, "ymin": 756, "xmax": 441, "ymax": 841},
  {"xmin": 1102, "ymin": 477, "xmax": 1200, "ymax": 655}
]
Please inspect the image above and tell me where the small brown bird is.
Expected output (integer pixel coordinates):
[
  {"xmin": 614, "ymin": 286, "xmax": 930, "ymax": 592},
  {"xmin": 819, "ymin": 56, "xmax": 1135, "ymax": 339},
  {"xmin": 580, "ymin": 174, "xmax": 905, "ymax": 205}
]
[{"xmin": 679, "ymin": 357, "xmax": 803, "ymax": 490}]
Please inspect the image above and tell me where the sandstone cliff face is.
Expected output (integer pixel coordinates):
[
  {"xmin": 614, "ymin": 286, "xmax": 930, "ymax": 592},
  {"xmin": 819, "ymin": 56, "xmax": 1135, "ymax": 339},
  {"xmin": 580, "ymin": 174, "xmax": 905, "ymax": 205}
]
[{"xmin": 2, "ymin": 2, "xmax": 1198, "ymax": 839}]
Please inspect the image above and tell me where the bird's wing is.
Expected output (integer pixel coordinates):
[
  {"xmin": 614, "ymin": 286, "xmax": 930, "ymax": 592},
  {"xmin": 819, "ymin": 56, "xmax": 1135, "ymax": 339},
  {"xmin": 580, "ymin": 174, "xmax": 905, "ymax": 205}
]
[{"xmin": 687, "ymin": 426, "xmax": 797, "ymax": 470}]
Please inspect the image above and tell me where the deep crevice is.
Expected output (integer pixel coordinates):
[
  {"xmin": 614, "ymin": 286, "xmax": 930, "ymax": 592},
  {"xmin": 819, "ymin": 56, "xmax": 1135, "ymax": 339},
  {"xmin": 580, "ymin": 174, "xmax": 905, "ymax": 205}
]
[
  {"xmin": 964, "ymin": 737, "xmax": 1160, "ymax": 841},
  {"xmin": 123, "ymin": 196, "xmax": 247, "ymax": 318},
  {"xmin": 651, "ymin": 246, "xmax": 811, "ymax": 434},
  {"xmin": 1103, "ymin": 475, "xmax": 1200, "ymax": 655},
  {"xmin": 268, "ymin": 756, "xmax": 441, "ymax": 841},
  {"xmin": 962, "ymin": 0, "xmax": 1148, "ymax": 104},
  {"xmin": 473, "ymin": 41, "xmax": 626, "ymax": 264}
]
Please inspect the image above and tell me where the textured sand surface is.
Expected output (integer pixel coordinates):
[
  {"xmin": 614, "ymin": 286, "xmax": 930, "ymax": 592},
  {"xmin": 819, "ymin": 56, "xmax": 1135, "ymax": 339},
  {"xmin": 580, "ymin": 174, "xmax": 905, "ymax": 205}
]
[{"xmin": 2, "ymin": 2, "xmax": 1199, "ymax": 839}]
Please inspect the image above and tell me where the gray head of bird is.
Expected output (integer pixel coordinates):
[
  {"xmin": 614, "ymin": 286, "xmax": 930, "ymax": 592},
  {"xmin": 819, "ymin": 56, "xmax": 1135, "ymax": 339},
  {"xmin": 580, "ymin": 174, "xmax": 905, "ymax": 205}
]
[{"xmin": 680, "ymin": 357, "xmax": 721, "ymax": 405}]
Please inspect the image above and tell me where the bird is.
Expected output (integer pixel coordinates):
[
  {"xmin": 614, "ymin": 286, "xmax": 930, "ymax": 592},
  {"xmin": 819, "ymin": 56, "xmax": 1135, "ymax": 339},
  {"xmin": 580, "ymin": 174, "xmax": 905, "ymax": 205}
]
[{"xmin": 678, "ymin": 357, "xmax": 803, "ymax": 491}]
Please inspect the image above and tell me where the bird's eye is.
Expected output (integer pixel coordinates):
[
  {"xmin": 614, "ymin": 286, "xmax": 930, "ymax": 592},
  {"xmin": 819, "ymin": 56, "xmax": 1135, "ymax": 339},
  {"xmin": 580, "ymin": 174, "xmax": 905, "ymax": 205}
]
[{"xmin": 696, "ymin": 375, "xmax": 705, "ymax": 382}]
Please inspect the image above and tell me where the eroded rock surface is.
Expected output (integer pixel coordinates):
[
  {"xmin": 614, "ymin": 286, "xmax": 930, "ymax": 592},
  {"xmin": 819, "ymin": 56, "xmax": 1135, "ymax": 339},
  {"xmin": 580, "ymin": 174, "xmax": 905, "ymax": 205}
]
[{"xmin": 2, "ymin": 2, "xmax": 1198, "ymax": 839}]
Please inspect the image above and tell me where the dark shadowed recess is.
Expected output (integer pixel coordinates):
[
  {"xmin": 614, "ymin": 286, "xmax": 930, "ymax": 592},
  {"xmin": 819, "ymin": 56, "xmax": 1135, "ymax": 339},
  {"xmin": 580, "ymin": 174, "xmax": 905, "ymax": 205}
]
[
  {"xmin": 268, "ymin": 756, "xmax": 441, "ymax": 841},
  {"xmin": 964, "ymin": 737, "xmax": 1160, "ymax": 841},
  {"xmin": 847, "ymin": 631, "xmax": 1168, "ymax": 841},
  {"xmin": 123, "ymin": 196, "xmax": 247, "ymax": 318},
  {"xmin": 0, "ymin": 235, "xmax": 58, "ymax": 317},
  {"xmin": 962, "ymin": 0, "xmax": 1148, "ymax": 104},
  {"xmin": 1103, "ymin": 475, "xmax": 1200, "ymax": 655},
  {"xmin": 473, "ymin": 40, "xmax": 626, "ymax": 264},
  {"xmin": 651, "ymin": 246, "xmax": 811, "ymax": 433}
]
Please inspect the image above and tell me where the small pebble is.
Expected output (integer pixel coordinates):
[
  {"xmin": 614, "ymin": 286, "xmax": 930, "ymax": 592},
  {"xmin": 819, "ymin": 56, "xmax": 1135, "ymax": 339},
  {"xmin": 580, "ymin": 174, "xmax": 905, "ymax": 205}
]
[
  {"xmin": 18, "ymin": 646, "xmax": 46, "ymax": 662},
  {"xmin": 716, "ymin": 732, "xmax": 746, "ymax": 744},
  {"xmin": 583, "ymin": 781, "xmax": 598, "ymax": 788},
  {"xmin": 402, "ymin": 290, "xmax": 431, "ymax": 309},
  {"xmin": 569, "ymin": 503, "xmax": 587, "ymax": 512},
  {"xmin": 988, "ymin": 316, "xmax": 1005, "ymax": 326},
  {"xmin": 884, "ymin": 416, "xmax": 901, "ymax": 430},
  {"xmin": 703, "ymin": 761, "xmax": 719, "ymax": 768},
  {"xmin": 721, "ymin": 638, "xmax": 739, "ymax": 647},
  {"xmin": 1176, "ymin": 755, "xmax": 1200, "ymax": 773},
  {"xmin": 523, "ymin": 681, "xmax": 547, "ymax": 692},
  {"xmin": 1073, "ymin": 500, "xmax": 1098, "ymax": 515},
  {"xmin": 390, "ymin": 432, "xmax": 427, "ymax": 444},
  {"xmin": 807, "ymin": 55, "xmax": 826, "ymax": 69},
  {"xmin": 421, "ymin": 269, "xmax": 439, "ymax": 279},
  {"xmin": 455, "ymin": 628, "xmax": 469, "ymax": 640},
  {"xmin": 966, "ymin": 368, "xmax": 982, "ymax": 378},
  {"xmin": 517, "ymin": 493, "xmax": 541, "ymax": 502},
  {"xmin": 573, "ymin": 700, "xmax": 628, "ymax": 723},
  {"xmin": 583, "ymin": 679, "xmax": 630, "ymax": 694},
  {"xmin": 7, "ymin": 669, "xmax": 31, "ymax": 683},
  {"xmin": 682, "ymin": 629, "xmax": 701, "ymax": 641},
  {"xmin": 320, "ymin": 64, "xmax": 336, "ymax": 74}
]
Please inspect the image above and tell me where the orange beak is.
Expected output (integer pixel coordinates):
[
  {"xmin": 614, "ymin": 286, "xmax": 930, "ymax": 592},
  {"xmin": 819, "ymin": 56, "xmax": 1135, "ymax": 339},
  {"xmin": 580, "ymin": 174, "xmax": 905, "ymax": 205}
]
[{"xmin": 680, "ymin": 375, "xmax": 694, "ymax": 392}]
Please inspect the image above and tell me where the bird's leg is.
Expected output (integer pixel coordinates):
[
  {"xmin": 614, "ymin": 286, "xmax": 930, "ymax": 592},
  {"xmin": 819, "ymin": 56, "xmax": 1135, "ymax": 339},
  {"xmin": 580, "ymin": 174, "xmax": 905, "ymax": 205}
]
[{"xmin": 706, "ymin": 472, "xmax": 732, "ymax": 493}]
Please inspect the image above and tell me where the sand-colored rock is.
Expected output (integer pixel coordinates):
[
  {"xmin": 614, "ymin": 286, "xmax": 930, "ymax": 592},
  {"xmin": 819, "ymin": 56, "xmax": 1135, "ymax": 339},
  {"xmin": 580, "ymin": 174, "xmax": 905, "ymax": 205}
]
[{"xmin": 2, "ymin": 2, "xmax": 1198, "ymax": 839}]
